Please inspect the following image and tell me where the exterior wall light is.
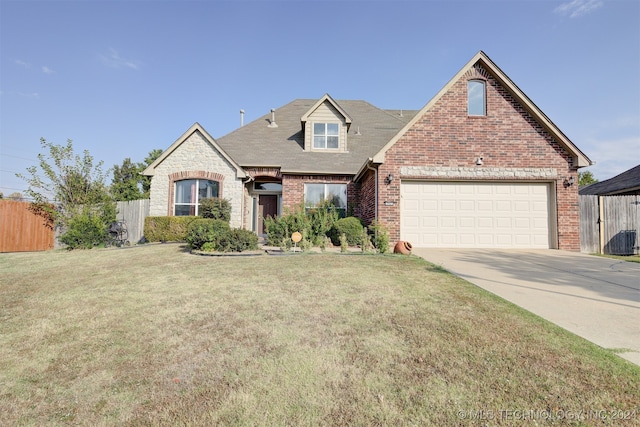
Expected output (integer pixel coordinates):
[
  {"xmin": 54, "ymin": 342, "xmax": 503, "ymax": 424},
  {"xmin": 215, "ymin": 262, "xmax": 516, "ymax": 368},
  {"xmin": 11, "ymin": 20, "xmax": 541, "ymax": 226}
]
[
  {"xmin": 564, "ymin": 176, "xmax": 575, "ymax": 188},
  {"xmin": 385, "ymin": 173, "xmax": 394, "ymax": 184}
]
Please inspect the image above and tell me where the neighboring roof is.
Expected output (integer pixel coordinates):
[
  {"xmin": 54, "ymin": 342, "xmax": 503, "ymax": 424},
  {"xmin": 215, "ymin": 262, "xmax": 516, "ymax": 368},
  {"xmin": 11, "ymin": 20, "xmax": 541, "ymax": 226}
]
[
  {"xmin": 142, "ymin": 122, "xmax": 246, "ymax": 178},
  {"xmin": 579, "ymin": 164, "xmax": 640, "ymax": 195},
  {"xmin": 215, "ymin": 98, "xmax": 417, "ymax": 175},
  {"xmin": 372, "ymin": 51, "xmax": 593, "ymax": 168}
]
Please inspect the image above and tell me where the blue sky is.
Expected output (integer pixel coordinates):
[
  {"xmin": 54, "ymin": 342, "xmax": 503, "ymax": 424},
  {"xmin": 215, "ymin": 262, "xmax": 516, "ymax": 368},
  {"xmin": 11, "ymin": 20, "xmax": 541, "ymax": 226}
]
[{"xmin": 1, "ymin": 0, "xmax": 639, "ymax": 197}]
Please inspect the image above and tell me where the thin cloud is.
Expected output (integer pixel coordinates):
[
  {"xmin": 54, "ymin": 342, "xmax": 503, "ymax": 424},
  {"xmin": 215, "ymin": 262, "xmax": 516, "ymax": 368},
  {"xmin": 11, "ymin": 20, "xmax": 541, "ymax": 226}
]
[
  {"xmin": 99, "ymin": 48, "xmax": 140, "ymax": 70},
  {"xmin": 15, "ymin": 59, "xmax": 31, "ymax": 68},
  {"xmin": 17, "ymin": 92, "xmax": 40, "ymax": 99},
  {"xmin": 555, "ymin": 0, "xmax": 604, "ymax": 18},
  {"xmin": 42, "ymin": 66, "xmax": 54, "ymax": 74}
]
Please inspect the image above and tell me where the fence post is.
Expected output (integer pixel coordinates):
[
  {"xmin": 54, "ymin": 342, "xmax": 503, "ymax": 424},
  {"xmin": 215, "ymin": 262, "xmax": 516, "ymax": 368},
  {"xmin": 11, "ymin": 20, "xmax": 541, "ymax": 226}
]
[{"xmin": 598, "ymin": 195, "xmax": 604, "ymax": 254}]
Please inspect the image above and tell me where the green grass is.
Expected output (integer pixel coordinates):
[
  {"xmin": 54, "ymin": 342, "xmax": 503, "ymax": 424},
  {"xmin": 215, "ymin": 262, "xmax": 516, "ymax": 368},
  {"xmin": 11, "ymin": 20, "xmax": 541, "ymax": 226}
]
[
  {"xmin": 595, "ymin": 253, "xmax": 640, "ymax": 263},
  {"xmin": 1, "ymin": 244, "xmax": 638, "ymax": 426}
]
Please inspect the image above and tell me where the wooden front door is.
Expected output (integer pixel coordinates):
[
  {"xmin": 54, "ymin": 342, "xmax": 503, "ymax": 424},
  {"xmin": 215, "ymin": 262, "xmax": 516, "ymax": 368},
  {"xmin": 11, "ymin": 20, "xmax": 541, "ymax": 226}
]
[{"xmin": 258, "ymin": 195, "xmax": 278, "ymax": 234}]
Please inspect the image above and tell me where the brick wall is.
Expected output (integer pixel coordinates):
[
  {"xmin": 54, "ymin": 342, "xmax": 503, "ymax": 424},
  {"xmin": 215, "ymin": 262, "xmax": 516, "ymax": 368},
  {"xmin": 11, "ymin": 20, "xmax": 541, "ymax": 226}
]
[
  {"xmin": 376, "ymin": 64, "xmax": 579, "ymax": 250},
  {"xmin": 283, "ymin": 174, "xmax": 356, "ymax": 212}
]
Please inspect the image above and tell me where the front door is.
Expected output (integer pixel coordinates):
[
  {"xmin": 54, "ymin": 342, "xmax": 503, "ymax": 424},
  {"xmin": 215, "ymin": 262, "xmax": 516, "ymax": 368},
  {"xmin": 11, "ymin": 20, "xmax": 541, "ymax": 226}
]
[{"xmin": 258, "ymin": 194, "xmax": 278, "ymax": 235}]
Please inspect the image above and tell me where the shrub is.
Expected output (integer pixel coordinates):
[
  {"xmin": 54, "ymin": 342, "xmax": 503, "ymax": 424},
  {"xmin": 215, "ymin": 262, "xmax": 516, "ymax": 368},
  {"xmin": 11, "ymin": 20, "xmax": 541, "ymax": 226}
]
[
  {"xmin": 306, "ymin": 200, "xmax": 340, "ymax": 245},
  {"xmin": 339, "ymin": 233, "xmax": 348, "ymax": 253},
  {"xmin": 265, "ymin": 202, "xmax": 343, "ymax": 247},
  {"xmin": 185, "ymin": 219, "xmax": 230, "ymax": 250},
  {"xmin": 199, "ymin": 198, "xmax": 231, "ymax": 223},
  {"xmin": 59, "ymin": 211, "xmax": 107, "ymax": 249},
  {"xmin": 329, "ymin": 217, "xmax": 364, "ymax": 246},
  {"xmin": 264, "ymin": 205, "xmax": 310, "ymax": 246},
  {"xmin": 216, "ymin": 228, "xmax": 259, "ymax": 253},
  {"xmin": 360, "ymin": 227, "xmax": 374, "ymax": 253},
  {"xmin": 144, "ymin": 216, "xmax": 198, "ymax": 242},
  {"xmin": 368, "ymin": 220, "xmax": 391, "ymax": 254}
]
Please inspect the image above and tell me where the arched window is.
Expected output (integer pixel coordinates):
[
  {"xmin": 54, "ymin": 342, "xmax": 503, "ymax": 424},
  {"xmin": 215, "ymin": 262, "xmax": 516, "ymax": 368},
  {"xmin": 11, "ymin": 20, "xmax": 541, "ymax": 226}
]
[
  {"xmin": 468, "ymin": 80, "xmax": 486, "ymax": 116},
  {"xmin": 174, "ymin": 179, "xmax": 219, "ymax": 216}
]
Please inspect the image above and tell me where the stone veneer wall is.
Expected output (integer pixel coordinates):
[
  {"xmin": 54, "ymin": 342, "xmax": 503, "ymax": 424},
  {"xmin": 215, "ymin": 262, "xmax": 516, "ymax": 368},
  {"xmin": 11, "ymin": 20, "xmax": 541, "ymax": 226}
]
[{"xmin": 148, "ymin": 130, "xmax": 244, "ymax": 229}]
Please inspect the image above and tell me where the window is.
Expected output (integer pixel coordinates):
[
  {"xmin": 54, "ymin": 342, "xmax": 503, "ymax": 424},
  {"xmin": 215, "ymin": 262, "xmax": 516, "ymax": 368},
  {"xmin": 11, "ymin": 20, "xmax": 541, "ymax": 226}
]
[
  {"xmin": 313, "ymin": 123, "xmax": 340, "ymax": 149},
  {"xmin": 304, "ymin": 183, "xmax": 347, "ymax": 216},
  {"xmin": 468, "ymin": 80, "xmax": 486, "ymax": 116},
  {"xmin": 253, "ymin": 182, "xmax": 282, "ymax": 192},
  {"xmin": 174, "ymin": 179, "xmax": 219, "ymax": 216}
]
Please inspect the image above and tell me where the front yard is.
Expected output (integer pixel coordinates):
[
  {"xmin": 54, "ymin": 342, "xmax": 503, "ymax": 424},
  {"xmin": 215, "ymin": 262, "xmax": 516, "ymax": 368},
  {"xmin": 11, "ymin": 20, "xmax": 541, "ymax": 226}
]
[{"xmin": 1, "ymin": 244, "xmax": 638, "ymax": 426}]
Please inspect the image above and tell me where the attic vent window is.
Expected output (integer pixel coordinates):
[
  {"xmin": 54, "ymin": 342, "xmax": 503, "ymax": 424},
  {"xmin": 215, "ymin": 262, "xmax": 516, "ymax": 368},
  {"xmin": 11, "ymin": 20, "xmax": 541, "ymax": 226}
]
[
  {"xmin": 468, "ymin": 80, "xmax": 486, "ymax": 116},
  {"xmin": 313, "ymin": 123, "xmax": 339, "ymax": 149}
]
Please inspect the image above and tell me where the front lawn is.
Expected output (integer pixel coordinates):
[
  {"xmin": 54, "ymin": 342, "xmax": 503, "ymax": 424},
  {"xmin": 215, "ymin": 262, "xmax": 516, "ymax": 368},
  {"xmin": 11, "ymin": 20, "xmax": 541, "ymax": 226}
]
[{"xmin": 1, "ymin": 244, "xmax": 638, "ymax": 426}]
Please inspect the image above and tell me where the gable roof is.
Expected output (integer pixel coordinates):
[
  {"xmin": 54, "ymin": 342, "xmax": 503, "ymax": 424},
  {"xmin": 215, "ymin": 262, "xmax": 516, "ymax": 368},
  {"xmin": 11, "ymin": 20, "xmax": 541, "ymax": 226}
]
[
  {"xmin": 579, "ymin": 164, "xmax": 640, "ymax": 195},
  {"xmin": 142, "ymin": 122, "xmax": 246, "ymax": 178},
  {"xmin": 300, "ymin": 93, "xmax": 353, "ymax": 131},
  {"xmin": 215, "ymin": 98, "xmax": 417, "ymax": 175},
  {"xmin": 372, "ymin": 51, "xmax": 593, "ymax": 168}
]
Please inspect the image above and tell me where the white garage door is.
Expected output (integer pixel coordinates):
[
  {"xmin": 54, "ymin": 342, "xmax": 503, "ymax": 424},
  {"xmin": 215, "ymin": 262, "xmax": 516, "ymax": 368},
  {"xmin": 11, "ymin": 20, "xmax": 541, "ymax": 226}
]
[{"xmin": 401, "ymin": 181, "xmax": 552, "ymax": 248}]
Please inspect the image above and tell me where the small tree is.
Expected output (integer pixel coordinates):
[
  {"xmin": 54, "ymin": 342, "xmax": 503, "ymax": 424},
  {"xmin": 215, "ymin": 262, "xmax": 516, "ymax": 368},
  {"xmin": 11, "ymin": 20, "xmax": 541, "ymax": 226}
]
[
  {"xmin": 578, "ymin": 170, "xmax": 598, "ymax": 187},
  {"xmin": 111, "ymin": 158, "xmax": 143, "ymax": 201},
  {"xmin": 140, "ymin": 149, "xmax": 162, "ymax": 198},
  {"xmin": 111, "ymin": 149, "xmax": 162, "ymax": 201},
  {"xmin": 17, "ymin": 138, "xmax": 115, "ymax": 248}
]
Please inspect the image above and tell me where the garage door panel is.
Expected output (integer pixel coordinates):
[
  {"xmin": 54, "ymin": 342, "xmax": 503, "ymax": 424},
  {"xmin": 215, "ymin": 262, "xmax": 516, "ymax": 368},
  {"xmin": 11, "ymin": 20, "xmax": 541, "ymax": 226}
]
[{"xmin": 401, "ymin": 181, "xmax": 551, "ymax": 248}]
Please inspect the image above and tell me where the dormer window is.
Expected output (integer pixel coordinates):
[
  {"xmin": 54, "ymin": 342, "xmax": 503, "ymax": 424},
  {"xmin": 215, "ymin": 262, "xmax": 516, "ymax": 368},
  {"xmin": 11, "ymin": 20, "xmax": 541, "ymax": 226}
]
[
  {"xmin": 468, "ymin": 80, "xmax": 486, "ymax": 116},
  {"xmin": 313, "ymin": 123, "xmax": 340, "ymax": 149}
]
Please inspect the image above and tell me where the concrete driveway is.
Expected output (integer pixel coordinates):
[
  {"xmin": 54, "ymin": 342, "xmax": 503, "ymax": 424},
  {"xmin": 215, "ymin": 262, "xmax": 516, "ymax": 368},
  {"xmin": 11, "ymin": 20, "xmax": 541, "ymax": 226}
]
[{"xmin": 412, "ymin": 249, "xmax": 640, "ymax": 366}]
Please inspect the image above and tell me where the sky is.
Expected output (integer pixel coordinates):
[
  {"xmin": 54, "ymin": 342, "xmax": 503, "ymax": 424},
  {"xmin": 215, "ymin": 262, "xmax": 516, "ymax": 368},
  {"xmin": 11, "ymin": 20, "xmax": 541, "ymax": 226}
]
[{"xmin": 1, "ymin": 0, "xmax": 639, "ymax": 198}]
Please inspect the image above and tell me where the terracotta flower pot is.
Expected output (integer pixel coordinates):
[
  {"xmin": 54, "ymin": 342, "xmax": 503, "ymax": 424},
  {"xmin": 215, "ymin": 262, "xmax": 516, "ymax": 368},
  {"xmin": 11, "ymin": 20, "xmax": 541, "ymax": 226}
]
[{"xmin": 394, "ymin": 241, "xmax": 412, "ymax": 255}]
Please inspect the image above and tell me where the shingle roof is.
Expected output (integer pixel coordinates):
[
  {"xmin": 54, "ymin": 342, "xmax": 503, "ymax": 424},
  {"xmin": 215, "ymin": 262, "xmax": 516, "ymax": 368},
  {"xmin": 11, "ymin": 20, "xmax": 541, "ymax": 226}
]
[
  {"xmin": 579, "ymin": 164, "xmax": 640, "ymax": 195},
  {"xmin": 215, "ymin": 99, "xmax": 418, "ymax": 175}
]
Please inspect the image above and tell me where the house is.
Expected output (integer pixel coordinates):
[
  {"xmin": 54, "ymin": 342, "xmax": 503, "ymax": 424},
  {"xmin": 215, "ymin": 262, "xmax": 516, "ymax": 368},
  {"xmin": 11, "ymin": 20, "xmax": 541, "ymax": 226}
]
[
  {"xmin": 579, "ymin": 164, "xmax": 640, "ymax": 196},
  {"xmin": 143, "ymin": 51, "xmax": 592, "ymax": 250}
]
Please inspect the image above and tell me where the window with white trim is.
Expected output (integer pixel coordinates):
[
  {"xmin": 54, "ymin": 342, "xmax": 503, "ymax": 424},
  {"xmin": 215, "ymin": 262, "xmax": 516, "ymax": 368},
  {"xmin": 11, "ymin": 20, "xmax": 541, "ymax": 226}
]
[
  {"xmin": 304, "ymin": 183, "xmax": 347, "ymax": 216},
  {"xmin": 468, "ymin": 80, "xmax": 486, "ymax": 116},
  {"xmin": 313, "ymin": 123, "xmax": 340, "ymax": 149},
  {"xmin": 174, "ymin": 179, "xmax": 219, "ymax": 216}
]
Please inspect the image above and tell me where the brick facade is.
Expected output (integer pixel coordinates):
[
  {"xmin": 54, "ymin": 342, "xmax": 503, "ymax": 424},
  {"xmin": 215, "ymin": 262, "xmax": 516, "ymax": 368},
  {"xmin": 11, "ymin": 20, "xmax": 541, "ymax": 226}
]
[
  {"xmin": 282, "ymin": 175, "xmax": 356, "ymax": 213},
  {"xmin": 374, "ymin": 64, "xmax": 580, "ymax": 250}
]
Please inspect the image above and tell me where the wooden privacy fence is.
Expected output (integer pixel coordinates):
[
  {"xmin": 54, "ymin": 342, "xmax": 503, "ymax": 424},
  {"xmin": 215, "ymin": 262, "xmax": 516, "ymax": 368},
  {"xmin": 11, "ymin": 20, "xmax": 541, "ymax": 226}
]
[
  {"xmin": 580, "ymin": 195, "xmax": 640, "ymax": 255},
  {"xmin": 115, "ymin": 199, "xmax": 150, "ymax": 245},
  {"xmin": 0, "ymin": 200, "xmax": 54, "ymax": 252}
]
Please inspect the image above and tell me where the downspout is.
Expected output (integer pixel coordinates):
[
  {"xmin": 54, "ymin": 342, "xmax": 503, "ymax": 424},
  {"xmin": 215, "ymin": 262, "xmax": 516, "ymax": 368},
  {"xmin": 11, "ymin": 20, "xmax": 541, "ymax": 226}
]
[
  {"xmin": 241, "ymin": 175, "xmax": 254, "ymax": 231},
  {"xmin": 366, "ymin": 159, "xmax": 378, "ymax": 239}
]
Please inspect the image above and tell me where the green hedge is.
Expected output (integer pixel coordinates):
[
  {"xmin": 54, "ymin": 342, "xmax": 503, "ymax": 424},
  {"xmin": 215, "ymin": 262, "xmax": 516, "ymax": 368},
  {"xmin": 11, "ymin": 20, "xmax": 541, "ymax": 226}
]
[{"xmin": 144, "ymin": 216, "xmax": 199, "ymax": 242}]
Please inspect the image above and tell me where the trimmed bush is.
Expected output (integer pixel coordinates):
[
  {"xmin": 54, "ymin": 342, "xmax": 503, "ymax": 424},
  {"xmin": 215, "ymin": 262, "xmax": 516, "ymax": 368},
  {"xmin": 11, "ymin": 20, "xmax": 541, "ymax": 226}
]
[
  {"xmin": 185, "ymin": 219, "xmax": 230, "ymax": 250},
  {"xmin": 199, "ymin": 198, "xmax": 231, "ymax": 223},
  {"xmin": 329, "ymin": 217, "xmax": 364, "ymax": 246},
  {"xmin": 144, "ymin": 216, "xmax": 199, "ymax": 242},
  {"xmin": 216, "ymin": 229, "xmax": 259, "ymax": 252}
]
